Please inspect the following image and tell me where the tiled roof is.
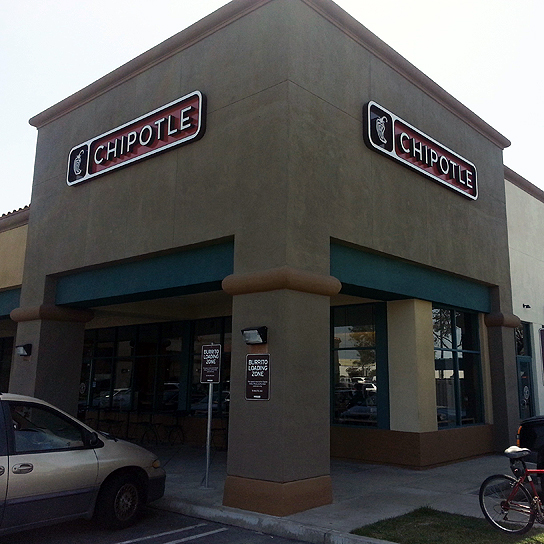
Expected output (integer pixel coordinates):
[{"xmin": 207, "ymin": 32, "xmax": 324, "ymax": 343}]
[{"xmin": 0, "ymin": 205, "xmax": 30, "ymax": 232}]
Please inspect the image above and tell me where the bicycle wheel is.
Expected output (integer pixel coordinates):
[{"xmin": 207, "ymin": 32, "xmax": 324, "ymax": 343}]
[{"xmin": 479, "ymin": 474, "xmax": 536, "ymax": 534}]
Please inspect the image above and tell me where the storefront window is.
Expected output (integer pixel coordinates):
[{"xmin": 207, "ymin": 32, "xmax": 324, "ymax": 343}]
[
  {"xmin": 0, "ymin": 336, "xmax": 13, "ymax": 392},
  {"xmin": 81, "ymin": 317, "xmax": 231, "ymax": 416},
  {"xmin": 515, "ymin": 322, "xmax": 531, "ymax": 356},
  {"xmin": 433, "ymin": 307, "xmax": 483, "ymax": 427},
  {"xmin": 332, "ymin": 305, "xmax": 379, "ymax": 427}
]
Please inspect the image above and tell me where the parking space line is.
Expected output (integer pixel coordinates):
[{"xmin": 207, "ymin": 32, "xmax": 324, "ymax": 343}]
[
  {"xmin": 116, "ymin": 524, "xmax": 209, "ymax": 544},
  {"xmin": 166, "ymin": 528, "xmax": 229, "ymax": 543}
]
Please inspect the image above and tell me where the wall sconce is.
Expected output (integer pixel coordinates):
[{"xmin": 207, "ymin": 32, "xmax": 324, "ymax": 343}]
[
  {"xmin": 15, "ymin": 344, "xmax": 32, "ymax": 357},
  {"xmin": 523, "ymin": 304, "xmax": 531, "ymax": 309},
  {"xmin": 241, "ymin": 326, "xmax": 268, "ymax": 345}
]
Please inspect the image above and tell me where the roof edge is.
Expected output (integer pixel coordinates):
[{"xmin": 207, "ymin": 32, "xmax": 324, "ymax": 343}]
[
  {"xmin": 505, "ymin": 166, "xmax": 544, "ymax": 204},
  {"xmin": 304, "ymin": 0, "xmax": 510, "ymax": 149},
  {"xmin": 29, "ymin": 0, "xmax": 511, "ymax": 150},
  {"xmin": 0, "ymin": 206, "xmax": 30, "ymax": 233},
  {"xmin": 29, "ymin": 0, "xmax": 269, "ymax": 129}
]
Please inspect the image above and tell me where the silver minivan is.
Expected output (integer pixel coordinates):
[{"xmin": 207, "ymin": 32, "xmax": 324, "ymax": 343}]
[{"xmin": 0, "ymin": 393, "xmax": 166, "ymax": 535}]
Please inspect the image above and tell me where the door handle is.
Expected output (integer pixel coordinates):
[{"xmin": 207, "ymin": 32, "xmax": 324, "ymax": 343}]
[
  {"xmin": 12, "ymin": 463, "xmax": 33, "ymax": 474},
  {"xmin": 0, "ymin": 466, "xmax": 4, "ymax": 476}
]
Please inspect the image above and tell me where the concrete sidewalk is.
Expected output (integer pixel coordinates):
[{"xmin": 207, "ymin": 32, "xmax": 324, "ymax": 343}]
[{"xmin": 150, "ymin": 444, "xmax": 509, "ymax": 544}]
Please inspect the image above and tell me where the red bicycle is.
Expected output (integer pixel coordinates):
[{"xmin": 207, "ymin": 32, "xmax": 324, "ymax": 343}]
[{"xmin": 479, "ymin": 446, "xmax": 544, "ymax": 534}]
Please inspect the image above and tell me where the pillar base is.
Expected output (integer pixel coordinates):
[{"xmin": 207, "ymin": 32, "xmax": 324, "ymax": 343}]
[{"xmin": 223, "ymin": 474, "xmax": 332, "ymax": 516}]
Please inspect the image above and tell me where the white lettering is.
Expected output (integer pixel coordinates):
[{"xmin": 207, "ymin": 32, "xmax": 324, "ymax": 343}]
[
  {"xmin": 154, "ymin": 117, "xmax": 166, "ymax": 140},
  {"xmin": 106, "ymin": 139, "xmax": 118, "ymax": 161},
  {"xmin": 463, "ymin": 169, "xmax": 474, "ymax": 188},
  {"xmin": 438, "ymin": 156, "xmax": 450, "ymax": 176},
  {"xmin": 126, "ymin": 131, "xmax": 138, "ymax": 153},
  {"xmin": 167, "ymin": 115, "xmax": 179, "ymax": 136},
  {"xmin": 399, "ymin": 132, "xmax": 411, "ymax": 154},
  {"xmin": 412, "ymin": 140, "xmax": 424, "ymax": 162},
  {"xmin": 448, "ymin": 160, "xmax": 459, "ymax": 180},
  {"xmin": 139, "ymin": 125, "xmax": 154, "ymax": 146},
  {"xmin": 180, "ymin": 106, "xmax": 194, "ymax": 131},
  {"xmin": 94, "ymin": 145, "xmax": 104, "ymax": 165},
  {"xmin": 429, "ymin": 149, "xmax": 438, "ymax": 169}
]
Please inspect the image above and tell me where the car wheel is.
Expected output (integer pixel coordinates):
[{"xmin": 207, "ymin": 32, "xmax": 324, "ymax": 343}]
[{"xmin": 96, "ymin": 472, "xmax": 143, "ymax": 529}]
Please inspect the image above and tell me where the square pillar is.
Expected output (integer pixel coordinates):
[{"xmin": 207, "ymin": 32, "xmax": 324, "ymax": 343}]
[
  {"xmin": 387, "ymin": 299, "xmax": 437, "ymax": 433},
  {"xmin": 222, "ymin": 267, "xmax": 340, "ymax": 515},
  {"xmin": 9, "ymin": 305, "xmax": 93, "ymax": 415}
]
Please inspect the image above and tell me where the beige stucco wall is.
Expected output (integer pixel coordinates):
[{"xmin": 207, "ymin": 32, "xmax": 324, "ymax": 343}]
[
  {"xmin": 506, "ymin": 178, "xmax": 544, "ymax": 415},
  {"xmin": 0, "ymin": 224, "xmax": 27, "ymax": 290},
  {"xmin": 388, "ymin": 299, "xmax": 436, "ymax": 432}
]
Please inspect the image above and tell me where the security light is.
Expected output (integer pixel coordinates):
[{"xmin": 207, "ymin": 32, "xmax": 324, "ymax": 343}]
[
  {"xmin": 15, "ymin": 344, "xmax": 32, "ymax": 357},
  {"xmin": 241, "ymin": 326, "xmax": 268, "ymax": 345}
]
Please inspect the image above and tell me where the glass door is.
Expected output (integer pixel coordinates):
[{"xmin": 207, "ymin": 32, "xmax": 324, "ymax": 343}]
[{"xmin": 516, "ymin": 323, "xmax": 534, "ymax": 420}]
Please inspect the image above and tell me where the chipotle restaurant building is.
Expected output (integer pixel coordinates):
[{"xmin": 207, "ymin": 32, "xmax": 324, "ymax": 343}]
[{"xmin": 0, "ymin": 0, "xmax": 520, "ymax": 516}]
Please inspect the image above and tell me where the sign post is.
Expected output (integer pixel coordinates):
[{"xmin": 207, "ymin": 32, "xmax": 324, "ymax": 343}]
[{"xmin": 200, "ymin": 344, "xmax": 221, "ymax": 488}]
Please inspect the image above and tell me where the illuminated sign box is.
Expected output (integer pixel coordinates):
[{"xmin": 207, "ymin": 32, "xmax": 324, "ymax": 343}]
[
  {"xmin": 67, "ymin": 91, "xmax": 206, "ymax": 185},
  {"xmin": 363, "ymin": 101, "xmax": 478, "ymax": 200}
]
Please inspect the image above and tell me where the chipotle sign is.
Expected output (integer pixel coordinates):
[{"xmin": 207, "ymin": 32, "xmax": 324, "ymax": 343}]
[
  {"xmin": 67, "ymin": 91, "xmax": 205, "ymax": 185},
  {"xmin": 363, "ymin": 101, "xmax": 477, "ymax": 200}
]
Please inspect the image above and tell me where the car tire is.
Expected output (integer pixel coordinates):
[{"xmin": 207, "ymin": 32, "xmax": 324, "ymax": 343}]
[{"xmin": 96, "ymin": 472, "xmax": 144, "ymax": 529}]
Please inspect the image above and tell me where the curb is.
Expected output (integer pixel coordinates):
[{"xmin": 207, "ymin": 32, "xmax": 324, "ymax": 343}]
[{"xmin": 154, "ymin": 498, "xmax": 398, "ymax": 544}]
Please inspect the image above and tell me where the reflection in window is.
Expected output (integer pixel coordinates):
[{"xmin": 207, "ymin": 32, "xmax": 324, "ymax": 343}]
[
  {"xmin": 10, "ymin": 403, "xmax": 85, "ymax": 452},
  {"xmin": 433, "ymin": 307, "xmax": 482, "ymax": 428},
  {"xmin": 332, "ymin": 305, "xmax": 378, "ymax": 426},
  {"xmin": 515, "ymin": 323, "xmax": 531, "ymax": 357},
  {"xmin": 0, "ymin": 337, "xmax": 14, "ymax": 392},
  {"xmin": 81, "ymin": 317, "xmax": 231, "ymax": 417}
]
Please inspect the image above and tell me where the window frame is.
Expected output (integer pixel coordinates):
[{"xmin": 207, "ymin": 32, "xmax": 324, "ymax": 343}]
[
  {"xmin": 433, "ymin": 305, "xmax": 483, "ymax": 428},
  {"xmin": 330, "ymin": 303, "xmax": 389, "ymax": 429},
  {"xmin": 7, "ymin": 401, "xmax": 91, "ymax": 455}
]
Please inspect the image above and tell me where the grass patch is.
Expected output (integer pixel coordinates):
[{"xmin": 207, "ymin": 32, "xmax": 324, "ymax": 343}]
[{"xmin": 351, "ymin": 507, "xmax": 544, "ymax": 544}]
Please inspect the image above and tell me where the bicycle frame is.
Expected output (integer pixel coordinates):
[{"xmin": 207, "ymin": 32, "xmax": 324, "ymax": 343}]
[
  {"xmin": 508, "ymin": 458, "xmax": 544, "ymax": 522},
  {"xmin": 479, "ymin": 446, "xmax": 544, "ymax": 534}
]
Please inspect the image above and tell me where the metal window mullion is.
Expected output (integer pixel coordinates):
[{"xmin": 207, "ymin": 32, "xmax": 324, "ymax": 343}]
[
  {"xmin": 450, "ymin": 310, "xmax": 463, "ymax": 426},
  {"xmin": 151, "ymin": 324, "xmax": 162, "ymax": 412}
]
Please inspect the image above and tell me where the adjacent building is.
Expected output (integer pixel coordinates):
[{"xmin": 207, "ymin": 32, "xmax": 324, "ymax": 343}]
[{"xmin": 505, "ymin": 167, "xmax": 544, "ymax": 421}]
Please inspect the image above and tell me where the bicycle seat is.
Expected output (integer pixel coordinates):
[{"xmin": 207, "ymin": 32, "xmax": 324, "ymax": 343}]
[{"xmin": 504, "ymin": 445, "xmax": 531, "ymax": 459}]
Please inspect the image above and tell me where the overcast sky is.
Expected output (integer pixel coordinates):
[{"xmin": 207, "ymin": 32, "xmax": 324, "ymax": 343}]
[{"xmin": 1, "ymin": 0, "xmax": 541, "ymax": 216}]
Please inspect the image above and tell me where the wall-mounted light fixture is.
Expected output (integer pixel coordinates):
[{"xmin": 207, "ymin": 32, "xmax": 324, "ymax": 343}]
[
  {"xmin": 523, "ymin": 304, "xmax": 532, "ymax": 309},
  {"xmin": 241, "ymin": 326, "xmax": 268, "ymax": 345},
  {"xmin": 15, "ymin": 344, "xmax": 32, "ymax": 357}
]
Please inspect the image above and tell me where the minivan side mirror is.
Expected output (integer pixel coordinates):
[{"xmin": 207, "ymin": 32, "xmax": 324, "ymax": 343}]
[{"xmin": 84, "ymin": 430, "xmax": 103, "ymax": 448}]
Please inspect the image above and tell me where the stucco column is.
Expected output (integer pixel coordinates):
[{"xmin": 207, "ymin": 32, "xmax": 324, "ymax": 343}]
[
  {"xmin": 485, "ymin": 311, "xmax": 521, "ymax": 450},
  {"xmin": 387, "ymin": 299, "xmax": 437, "ymax": 432},
  {"xmin": 9, "ymin": 305, "xmax": 94, "ymax": 415},
  {"xmin": 222, "ymin": 266, "xmax": 341, "ymax": 516}
]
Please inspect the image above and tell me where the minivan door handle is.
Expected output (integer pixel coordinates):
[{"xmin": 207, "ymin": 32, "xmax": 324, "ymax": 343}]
[{"xmin": 12, "ymin": 463, "xmax": 33, "ymax": 474}]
